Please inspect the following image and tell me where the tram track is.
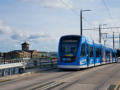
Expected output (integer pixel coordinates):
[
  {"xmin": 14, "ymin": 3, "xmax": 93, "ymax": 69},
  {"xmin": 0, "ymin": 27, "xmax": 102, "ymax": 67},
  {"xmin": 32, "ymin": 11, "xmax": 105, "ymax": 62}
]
[
  {"xmin": 59, "ymin": 63, "xmax": 118, "ymax": 90},
  {"xmin": 0, "ymin": 68, "xmax": 58, "ymax": 86},
  {"xmin": 20, "ymin": 64, "xmax": 115, "ymax": 90},
  {"xmin": 16, "ymin": 71, "xmax": 76, "ymax": 90},
  {"xmin": 95, "ymin": 64, "xmax": 120, "ymax": 90}
]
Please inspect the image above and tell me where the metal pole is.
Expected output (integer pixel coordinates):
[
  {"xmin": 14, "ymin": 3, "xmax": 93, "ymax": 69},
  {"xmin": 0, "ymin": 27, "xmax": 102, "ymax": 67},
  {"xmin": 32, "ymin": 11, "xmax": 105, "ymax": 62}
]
[
  {"xmin": 104, "ymin": 40, "xmax": 106, "ymax": 46},
  {"xmin": 99, "ymin": 25, "xmax": 101, "ymax": 43},
  {"xmin": 80, "ymin": 9, "xmax": 82, "ymax": 36},
  {"xmin": 3, "ymin": 53, "xmax": 5, "ymax": 64},
  {"xmin": 113, "ymin": 32, "xmax": 115, "ymax": 49},
  {"xmin": 119, "ymin": 33, "xmax": 120, "ymax": 48}
]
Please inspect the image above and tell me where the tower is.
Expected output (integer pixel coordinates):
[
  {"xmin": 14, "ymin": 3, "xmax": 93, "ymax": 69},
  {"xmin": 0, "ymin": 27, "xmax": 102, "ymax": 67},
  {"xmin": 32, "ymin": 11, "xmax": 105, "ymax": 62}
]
[{"xmin": 21, "ymin": 42, "xmax": 29, "ymax": 51}]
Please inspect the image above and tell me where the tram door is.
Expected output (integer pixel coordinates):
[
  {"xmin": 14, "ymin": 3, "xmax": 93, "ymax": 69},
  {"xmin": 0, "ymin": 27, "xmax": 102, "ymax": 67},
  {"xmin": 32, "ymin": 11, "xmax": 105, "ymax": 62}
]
[{"xmin": 80, "ymin": 43, "xmax": 87, "ymax": 67}]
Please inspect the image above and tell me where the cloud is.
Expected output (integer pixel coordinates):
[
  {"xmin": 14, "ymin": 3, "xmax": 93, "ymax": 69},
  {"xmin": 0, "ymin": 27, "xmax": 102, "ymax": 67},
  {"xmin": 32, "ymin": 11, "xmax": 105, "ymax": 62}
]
[
  {"xmin": 0, "ymin": 21, "xmax": 13, "ymax": 35},
  {"xmin": 11, "ymin": 32, "xmax": 24, "ymax": 40},
  {"xmin": 0, "ymin": 20, "xmax": 57, "ymax": 52},
  {"xmin": 10, "ymin": 31, "xmax": 51, "ymax": 42},
  {"xmin": 22, "ymin": 0, "xmax": 73, "ymax": 9},
  {"xmin": 0, "ymin": 19, "xmax": 54, "ymax": 45},
  {"xmin": 28, "ymin": 33, "xmax": 50, "ymax": 40}
]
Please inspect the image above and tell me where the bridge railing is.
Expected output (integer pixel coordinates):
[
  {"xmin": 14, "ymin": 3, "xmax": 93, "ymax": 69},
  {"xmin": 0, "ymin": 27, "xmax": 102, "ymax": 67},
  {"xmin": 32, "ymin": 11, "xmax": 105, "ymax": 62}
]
[
  {"xmin": 0, "ymin": 57, "xmax": 57, "ymax": 68},
  {"xmin": 0, "ymin": 59, "xmax": 23, "ymax": 65},
  {"xmin": 25, "ymin": 57, "xmax": 57, "ymax": 69}
]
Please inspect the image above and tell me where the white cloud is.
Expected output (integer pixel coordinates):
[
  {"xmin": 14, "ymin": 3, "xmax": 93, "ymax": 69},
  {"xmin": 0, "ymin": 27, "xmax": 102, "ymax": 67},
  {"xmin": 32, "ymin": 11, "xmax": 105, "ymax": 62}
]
[
  {"xmin": 0, "ymin": 21, "xmax": 13, "ymax": 35},
  {"xmin": 22, "ymin": 0, "xmax": 73, "ymax": 9},
  {"xmin": 0, "ymin": 19, "xmax": 58, "ymax": 51}
]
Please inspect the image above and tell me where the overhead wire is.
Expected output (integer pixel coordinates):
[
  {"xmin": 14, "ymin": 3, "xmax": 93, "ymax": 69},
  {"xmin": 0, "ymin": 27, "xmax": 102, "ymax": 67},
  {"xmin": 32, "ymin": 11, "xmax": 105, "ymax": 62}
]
[
  {"xmin": 60, "ymin": 0, "xmax": 120, "ymax": 48},
  {"xmin": 60, "ymin": 0, "xmax": 96, "ymax": 28},
  {"xmin": 83, "ymin": 27, "xmax": 120, "ymax": 31},
  {"xmin": 101, "ymin": 0, "xmax": 113, "ymax": 20}
]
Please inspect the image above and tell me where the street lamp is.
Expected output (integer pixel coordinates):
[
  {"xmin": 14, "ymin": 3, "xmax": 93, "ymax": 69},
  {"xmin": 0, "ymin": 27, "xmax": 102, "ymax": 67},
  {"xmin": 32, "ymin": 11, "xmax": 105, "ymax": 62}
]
[
  {"xmin": 99, "ymin": 24, "xmax": 107, "ymax": 43},
  {"xmin": 80, "ymin": 9, "xmax": 91, "ymax": 36},
  {"xmin": 113, "ymin": 32, "xmax": 115, "ymax": 49},
  {"xmin": 119, "ymin": 33, "xmax": 120, "ymax": 49}
]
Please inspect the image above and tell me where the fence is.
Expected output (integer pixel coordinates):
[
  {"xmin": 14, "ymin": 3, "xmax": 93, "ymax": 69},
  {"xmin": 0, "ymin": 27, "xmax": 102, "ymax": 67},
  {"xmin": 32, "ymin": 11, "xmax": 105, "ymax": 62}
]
[
  {"xmin": 0, "ymin": 57, "xmax": 57, "ymax": 77},
  {"xmin": 25, "ymin": 57, "xmax": 57, "ymax": 69}
]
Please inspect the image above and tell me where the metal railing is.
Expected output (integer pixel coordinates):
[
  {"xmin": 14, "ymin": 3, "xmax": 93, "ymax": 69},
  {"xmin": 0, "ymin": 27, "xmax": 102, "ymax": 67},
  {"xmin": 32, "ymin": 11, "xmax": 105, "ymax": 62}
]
[
  {"xmin": 0, "ymin": 57, "xmax": 57, "ymax": 68},
  {"xmin": 0, "ymin": 59, "xmax": 23, "ymax": 65},
  {"xmin": 25, "ymin": 57, "xmax": 57, "ymax": 69}
]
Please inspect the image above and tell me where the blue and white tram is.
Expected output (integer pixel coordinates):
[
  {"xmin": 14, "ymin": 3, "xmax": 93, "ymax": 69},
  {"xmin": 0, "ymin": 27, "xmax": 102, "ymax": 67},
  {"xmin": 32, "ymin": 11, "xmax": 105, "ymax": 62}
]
[
  {"xmin": 112, "ymin": 49, "xmax": 117, "ymax": 62},
  {"xmin": 57, "ymin": 35, "xmax": 117, "ymax": 69},
  {"xmin": 94, "ymin": 43, "xmax": 102, "ymax": 66}
]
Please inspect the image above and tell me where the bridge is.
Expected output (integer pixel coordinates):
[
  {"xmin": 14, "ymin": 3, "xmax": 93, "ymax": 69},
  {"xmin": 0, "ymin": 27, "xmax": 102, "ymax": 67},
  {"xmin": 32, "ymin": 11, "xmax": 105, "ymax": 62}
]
[
  {"xmin": 0, "ymin": 58, "xmax": 57, "ymax": 76},
  {"xmin": 0, "ymin": 59, "xmax": 119, "ymax": 90}
]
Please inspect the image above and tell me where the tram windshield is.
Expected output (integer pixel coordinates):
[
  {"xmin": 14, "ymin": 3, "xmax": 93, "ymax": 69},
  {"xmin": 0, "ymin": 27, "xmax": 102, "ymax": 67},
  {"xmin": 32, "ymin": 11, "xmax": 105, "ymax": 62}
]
[{"xmin": 60, "ymin": 39, "xmax": 79, "ymax": 57}]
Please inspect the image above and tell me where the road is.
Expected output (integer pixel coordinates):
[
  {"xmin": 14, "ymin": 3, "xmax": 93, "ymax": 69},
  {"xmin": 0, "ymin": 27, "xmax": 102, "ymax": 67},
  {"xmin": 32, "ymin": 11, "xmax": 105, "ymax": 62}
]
[{"xmin": 0, "ymin": 61, "xmax": 120, "ymax": 90}]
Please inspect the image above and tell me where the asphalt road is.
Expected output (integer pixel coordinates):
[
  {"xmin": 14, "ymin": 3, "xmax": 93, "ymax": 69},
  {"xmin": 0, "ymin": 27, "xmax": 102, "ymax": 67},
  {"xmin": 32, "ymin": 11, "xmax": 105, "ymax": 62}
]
[{"xmin": 0, "ymin": 61, "xmax": 120, "ymax": 90}]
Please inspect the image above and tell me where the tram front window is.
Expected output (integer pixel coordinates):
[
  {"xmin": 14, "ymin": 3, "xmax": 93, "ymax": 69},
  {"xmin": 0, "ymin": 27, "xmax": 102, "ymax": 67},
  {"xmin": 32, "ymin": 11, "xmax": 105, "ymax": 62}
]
[{"xmin": 60, "ymin": 40, "xmax": 79, "ymax": 57}]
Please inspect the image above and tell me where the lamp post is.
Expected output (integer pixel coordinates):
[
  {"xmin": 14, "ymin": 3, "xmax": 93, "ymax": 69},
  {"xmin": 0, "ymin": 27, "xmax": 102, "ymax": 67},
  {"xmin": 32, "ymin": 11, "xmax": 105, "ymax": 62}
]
[
  {"xmin": 119, "ymin": 33, "xmax": 120, "ymax": 49},
  {"xmin": 99, "ymin": 24, "xmax": 107, "ymax": 43},
  {"xmin": 113, "ymin": 32, "xmax": 115, "ymax": 49},
  {"xmin": 80, "ymin": 9, "xmax": 91, "ymax": 36}
]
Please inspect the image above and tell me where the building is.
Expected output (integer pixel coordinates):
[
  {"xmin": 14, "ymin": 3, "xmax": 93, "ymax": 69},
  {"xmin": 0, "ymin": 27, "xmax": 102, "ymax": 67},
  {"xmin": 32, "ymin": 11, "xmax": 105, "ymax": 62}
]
[
  {"xmin": 4, "ymin": 50, "xmax": 31, "ymax": 59},
  {"xmin": 0, "ymin": 52, "xmax": 4, "ymax": 58},
  {"xmin": 4, "ymin": 42, "xmax": 41, "ymax": 59},
  {"xmin": 28, "ymin": 50, "xmax": 41, "ymax": 58},
  {"xmin": 22, "ymin": 42, "xmax": 29, "ymax": 51}
]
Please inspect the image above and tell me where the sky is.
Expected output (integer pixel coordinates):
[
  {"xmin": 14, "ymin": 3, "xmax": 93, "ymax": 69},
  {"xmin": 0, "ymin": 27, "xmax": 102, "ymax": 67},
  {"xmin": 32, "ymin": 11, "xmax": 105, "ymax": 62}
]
[{"xmin": 0, "ymin": 0, "xmax": 120, "ymax": 52}]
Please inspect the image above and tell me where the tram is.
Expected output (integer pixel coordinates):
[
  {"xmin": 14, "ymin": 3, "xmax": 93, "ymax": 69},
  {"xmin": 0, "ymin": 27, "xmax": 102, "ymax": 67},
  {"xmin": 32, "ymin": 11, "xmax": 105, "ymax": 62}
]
[{"xmin": 57, "ymin": 35, "xmax": 117, "ymax": 69}]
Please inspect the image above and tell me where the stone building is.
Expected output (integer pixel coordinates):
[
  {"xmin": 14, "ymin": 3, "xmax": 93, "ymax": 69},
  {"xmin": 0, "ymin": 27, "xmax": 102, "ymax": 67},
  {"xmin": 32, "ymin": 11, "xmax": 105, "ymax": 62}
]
[
  {"xmin": 4, "ymin": 50, "xmax": 31, "ymax": 59},
  {"xmin": 4, "ymin": 42, "xmax": 41, "ymax": 59},
  {"xmin": 22, "ymin": 42, "xmax": 29, "ymax": 51}
]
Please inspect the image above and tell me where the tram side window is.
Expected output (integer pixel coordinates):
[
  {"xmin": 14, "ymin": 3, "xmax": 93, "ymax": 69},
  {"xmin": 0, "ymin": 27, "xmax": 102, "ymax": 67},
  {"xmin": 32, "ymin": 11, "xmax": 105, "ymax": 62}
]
[
  {"xmin": 90, "ymin": 47, "xmax": 93, "ymax": 57},
  {"xmin": 112, "ymin": 52, "xmax": 115, "ymax": 58},
  {"xmin": 96, "ymin": 48, "xmax": 99, "ymax": 57},
  {"xmin": 99, "ymin": 48, "xmax": 101, "ymax": 56},
  {"xmin": 80, "ymin": 43, "xmax": 86, "ymax": 57},
  {"xmin": 87, "ymin": 45, "xmax": 89, "ymax": 56},
  {"xmin": 106, "ymin": 51, "xmax": 109, "ymax": 57}
]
